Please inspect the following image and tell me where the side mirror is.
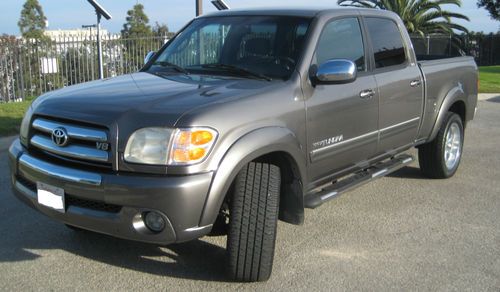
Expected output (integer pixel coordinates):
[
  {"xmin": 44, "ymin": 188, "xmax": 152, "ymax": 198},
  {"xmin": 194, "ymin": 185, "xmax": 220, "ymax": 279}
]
[
  {"xmin": 312, "ymin": 59, "xmax": 357, "ymax": 85},
  {"xmin": 144, "ymin": 51, "xmax": 156, "ymax": 65}
]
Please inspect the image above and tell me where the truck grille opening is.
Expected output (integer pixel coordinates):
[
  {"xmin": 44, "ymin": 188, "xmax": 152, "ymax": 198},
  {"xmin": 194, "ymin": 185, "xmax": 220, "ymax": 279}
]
[
  {"xmin": 15, "ymin": 175, "xmax": 122, "ymax": 214},
  {"xmin": 65, "ymin": 195, "xmax": 122, "ymax": 213},
  {"xmin": 16, "ymin": 174, "xmax": 36, "ymax": 190}
]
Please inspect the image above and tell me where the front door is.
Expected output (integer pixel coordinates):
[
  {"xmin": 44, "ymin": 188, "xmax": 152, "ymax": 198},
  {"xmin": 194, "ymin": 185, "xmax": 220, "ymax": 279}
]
[{"xmin": 305, "ymin": 17, "xmax": 379, "ymax": 184}]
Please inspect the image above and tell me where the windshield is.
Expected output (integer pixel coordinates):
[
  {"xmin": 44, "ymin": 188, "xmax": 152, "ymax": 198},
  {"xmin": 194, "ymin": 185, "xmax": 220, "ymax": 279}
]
[{"xmin": 146, "ymin": 16, "xmax": 311, "ymax": 80}]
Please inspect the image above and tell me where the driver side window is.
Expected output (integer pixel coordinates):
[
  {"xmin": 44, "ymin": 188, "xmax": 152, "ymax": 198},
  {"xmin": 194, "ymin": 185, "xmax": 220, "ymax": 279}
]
[{"xmin": 316, "ymin": 18, "xmax": 366, "ymax": 72}]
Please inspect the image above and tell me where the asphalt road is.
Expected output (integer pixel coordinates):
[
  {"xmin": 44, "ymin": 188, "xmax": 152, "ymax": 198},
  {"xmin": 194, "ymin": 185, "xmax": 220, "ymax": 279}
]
[{"xmin": 0, "ymin": 98, "xmax": 499, "ymax": 291}]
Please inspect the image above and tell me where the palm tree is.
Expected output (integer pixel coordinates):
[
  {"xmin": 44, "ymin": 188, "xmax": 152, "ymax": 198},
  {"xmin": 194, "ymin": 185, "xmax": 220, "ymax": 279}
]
[{"xmin": 337, "ymin": 0, "xmax": 470, "ymax": 36}]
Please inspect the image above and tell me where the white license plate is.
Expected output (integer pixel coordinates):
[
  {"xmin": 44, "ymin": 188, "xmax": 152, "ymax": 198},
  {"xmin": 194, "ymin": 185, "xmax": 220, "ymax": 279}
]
[{"xmin": 37, "ymin": 182, "xmax": 65, "ymax": 213}]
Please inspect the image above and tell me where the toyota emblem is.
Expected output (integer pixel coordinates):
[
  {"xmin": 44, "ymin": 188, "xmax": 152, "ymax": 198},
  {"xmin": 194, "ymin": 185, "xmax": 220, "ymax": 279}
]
[{"xmin": 51, "ymin": 127, "xmax": 69, "ymax": 147}]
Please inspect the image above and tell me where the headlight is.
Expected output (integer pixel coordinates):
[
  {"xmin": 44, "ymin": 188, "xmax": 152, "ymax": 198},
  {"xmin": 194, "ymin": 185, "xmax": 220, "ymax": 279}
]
[
  {"xmin": 20, "ymin": 106, "xmax": 34, "ymax": 147},
  {"xmin": 124, "ymin": 128, "xmax": 173, "ymax": 165},
  {"xmin": 124, "ymin": 127, "xmax": 217, "ymax": 166}
]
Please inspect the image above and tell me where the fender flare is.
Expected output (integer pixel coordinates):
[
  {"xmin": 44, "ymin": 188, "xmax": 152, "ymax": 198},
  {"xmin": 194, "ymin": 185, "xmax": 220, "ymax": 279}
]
[
  {"xmin": 428, "ymin": 86, "xmax": 466, "ymax": 142},
  {"xmin": 198, "ymin": 127, "xmax": 307, "ymax": 227}
]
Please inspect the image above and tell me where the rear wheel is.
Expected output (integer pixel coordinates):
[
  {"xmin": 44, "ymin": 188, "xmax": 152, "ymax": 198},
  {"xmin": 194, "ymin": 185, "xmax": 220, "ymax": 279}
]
[
  {"xmin": 227, "ymin": 162, "xmax": 281, "ymax": 282},
  {"xmin": 418, "ymin": 112, "xmax": 464, "ymax": 178}
]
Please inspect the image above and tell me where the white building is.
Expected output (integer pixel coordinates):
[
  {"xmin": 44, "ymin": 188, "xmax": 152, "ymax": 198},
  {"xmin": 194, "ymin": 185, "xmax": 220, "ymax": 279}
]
[{"xmin": 44, "ymin": 28, "xmax": 115, "ymax": 41}]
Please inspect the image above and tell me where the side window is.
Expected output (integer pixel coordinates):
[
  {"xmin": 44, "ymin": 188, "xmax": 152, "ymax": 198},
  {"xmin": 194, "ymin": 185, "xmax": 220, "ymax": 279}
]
[
  {"xmin": 316, "ymin": 18, "xmax": 365, "ymax": 72},
  {"xmin": 365, "ymin": 18, "xmax": 406, "ymax": 68}
]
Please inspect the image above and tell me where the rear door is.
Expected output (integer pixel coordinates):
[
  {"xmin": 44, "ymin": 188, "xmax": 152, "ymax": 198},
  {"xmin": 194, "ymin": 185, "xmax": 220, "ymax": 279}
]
[
  {"xmin": 364, "ymin": 17, "xmax": 424, "ymax": 152},
  {"xmin": 306, "ymin": 17, "xmax": 379, "ymax": 183}
]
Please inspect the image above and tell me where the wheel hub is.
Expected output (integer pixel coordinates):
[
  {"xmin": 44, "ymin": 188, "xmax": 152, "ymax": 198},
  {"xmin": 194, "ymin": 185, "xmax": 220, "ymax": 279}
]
[{"xmin": 444, "ymin": 123, "xmax": 461, "ymax": 170}]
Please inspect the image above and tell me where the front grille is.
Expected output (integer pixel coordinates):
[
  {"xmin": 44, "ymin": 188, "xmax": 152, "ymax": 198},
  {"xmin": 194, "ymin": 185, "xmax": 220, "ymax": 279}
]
[
  {"xmin": 16, "ymin": 175, "xmax": 122, "ymax": 214},
  {"xmin": 16, "ymin": 174, "xmax": 36, "ymax": 190},
  {"xmin": 29, "ymin": 117, "xmax": 112, "ymax": 169},
  {"xmin": 65, "ymin": 195, "xmax": 122, "ymax": 213}
]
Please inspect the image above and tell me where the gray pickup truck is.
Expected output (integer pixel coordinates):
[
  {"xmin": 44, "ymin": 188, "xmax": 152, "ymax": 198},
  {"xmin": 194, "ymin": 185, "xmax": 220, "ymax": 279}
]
[{"xmin": 9, "ymin": 8, "xmax": 477, "ymax": 281}]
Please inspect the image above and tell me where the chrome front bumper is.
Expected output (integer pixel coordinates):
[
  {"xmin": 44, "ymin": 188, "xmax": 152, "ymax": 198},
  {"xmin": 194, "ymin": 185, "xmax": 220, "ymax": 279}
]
[
  {"xmin": 19, "ymin": 154, "xmax": 102, "ymax": 186},
  {"xmin": 8, "ymin": 138, "xmax": 214, "ymax": 245}
]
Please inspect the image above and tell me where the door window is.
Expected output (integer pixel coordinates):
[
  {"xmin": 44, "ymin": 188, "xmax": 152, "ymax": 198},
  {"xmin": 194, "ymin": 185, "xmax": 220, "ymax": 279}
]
[
  {"xmin": 365, "ymin": 18, "xmax": 407, "ymax": 68},
  {"xmin": 315, "ymin": 18, "xmax": 366, "ymax": 72}
]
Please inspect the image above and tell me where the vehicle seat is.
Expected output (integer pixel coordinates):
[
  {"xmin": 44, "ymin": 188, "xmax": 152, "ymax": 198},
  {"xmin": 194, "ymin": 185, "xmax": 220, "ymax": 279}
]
[{"xmin": 243, "ymin": 37, "xmax": 272, "ymax": 57}]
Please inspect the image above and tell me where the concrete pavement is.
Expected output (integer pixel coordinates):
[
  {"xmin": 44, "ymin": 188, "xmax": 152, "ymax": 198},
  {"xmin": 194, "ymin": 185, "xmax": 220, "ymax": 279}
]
[{"xmin": 478, "ymin": 93, "xmax": 500, "ymax": 101}]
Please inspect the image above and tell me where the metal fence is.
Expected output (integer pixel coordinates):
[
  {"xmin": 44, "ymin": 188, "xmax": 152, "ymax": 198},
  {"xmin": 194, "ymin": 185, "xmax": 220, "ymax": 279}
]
[
  {"xmin": 1, "ymin": 33, "xmax": 500, "ymax": 102},
  {"xmin": 410, "ymin": 34, "xmax": 500, "ymax": 66},
  {"xmin": 0, "ymin": 33, "xmax": 174, "ymax": 102}
]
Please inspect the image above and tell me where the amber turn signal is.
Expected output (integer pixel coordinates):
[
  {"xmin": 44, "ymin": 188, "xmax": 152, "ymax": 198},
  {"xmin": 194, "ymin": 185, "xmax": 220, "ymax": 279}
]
[
  {"xmin": 191, "ymin": 130, "xmax": 213, "ymax": 145},
  {"xmin": 168, "ymin": 128, "xmax": 217, "ymax": 165}
]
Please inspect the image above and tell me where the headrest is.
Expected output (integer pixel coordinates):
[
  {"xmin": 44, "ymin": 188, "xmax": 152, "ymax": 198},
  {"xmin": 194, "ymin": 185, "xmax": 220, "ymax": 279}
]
[{"xmin": 244, "ymin": 37, "xmax": 271, "ymax": 56}]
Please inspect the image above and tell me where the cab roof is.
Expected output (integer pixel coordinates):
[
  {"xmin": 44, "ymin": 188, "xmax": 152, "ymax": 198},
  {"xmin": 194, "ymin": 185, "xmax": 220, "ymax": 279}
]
[{"xmin": 199, "ymin": 7, "xmax": 399, "ymax": 19}]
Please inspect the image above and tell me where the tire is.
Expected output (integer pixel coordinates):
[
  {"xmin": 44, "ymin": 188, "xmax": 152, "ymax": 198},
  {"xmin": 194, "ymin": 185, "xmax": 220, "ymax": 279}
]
[
  {"xmin": 418, "ymin": 112, "xmax": 464, "ymax": 178},
  {"xmin": 227, "ymin": 162, "xmax": 281, "ymax": 282}
]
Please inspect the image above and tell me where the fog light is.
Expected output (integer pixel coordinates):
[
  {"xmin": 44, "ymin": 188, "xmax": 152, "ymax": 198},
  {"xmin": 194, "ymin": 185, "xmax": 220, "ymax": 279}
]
[{"xmin": 143, "ymin": 211, "xmax": 165, "ymax": 232}]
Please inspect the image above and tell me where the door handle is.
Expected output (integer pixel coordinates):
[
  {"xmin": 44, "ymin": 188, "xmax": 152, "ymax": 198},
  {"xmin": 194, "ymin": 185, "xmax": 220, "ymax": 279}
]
[
  {"xmin": 410, "ymin": 80, "xmax": 421, "ymax": 87},
  {"xmin": 359, "ymin": 89, "xmax": 374, "ymax": 99}
]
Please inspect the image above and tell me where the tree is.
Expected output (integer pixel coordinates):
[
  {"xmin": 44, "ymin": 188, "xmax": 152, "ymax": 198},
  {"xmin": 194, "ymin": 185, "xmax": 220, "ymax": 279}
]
[
  {"xmin": 121, "ymin": 4, "xmax": 152, "ymax": 38},
  {"xmin": 62, "ymin": 47, "xmax": 97, "ymax": 85},
  {"xmin": 17, "ymin": 0, "xmax": 48, "ymax": 40},
  {"xmin": 477, "ymin": 0, "xmax": 500, "ymax": 20},
  {"xmin": 153, "ymin": 22, "xmax": 170, "ymax": 36},
  {"xmin": 121, "ymin": 4, "xmax": 154, "ymax": 70},
  {"xmin": 337, "ymin": 0, "xmax": 470, "ymax": 36}
]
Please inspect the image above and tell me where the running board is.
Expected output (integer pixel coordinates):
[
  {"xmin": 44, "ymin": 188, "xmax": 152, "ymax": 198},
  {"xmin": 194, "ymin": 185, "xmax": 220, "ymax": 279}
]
[{"xmin": 304, "ymin": 154, "xmax": 414, "ymax": 209}]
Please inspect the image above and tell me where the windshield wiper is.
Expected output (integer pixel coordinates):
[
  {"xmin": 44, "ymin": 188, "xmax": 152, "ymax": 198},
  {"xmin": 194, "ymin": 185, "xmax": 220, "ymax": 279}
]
[
  {"xmin": 201, "ymin": 63, "xmax": 272, "ymax": 81},
  {"xmin": 152, "ymin": 61, "xmax": 190, "ymax": 75}
]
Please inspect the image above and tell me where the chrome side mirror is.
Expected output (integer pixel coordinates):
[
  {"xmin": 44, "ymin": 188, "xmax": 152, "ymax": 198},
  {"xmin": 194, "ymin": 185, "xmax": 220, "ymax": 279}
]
[
  {"xmin": 144, "ymin": 51, "xmax": 156, "ymax": 65},
  {"xmin": 313, "ymin": 59, "xmax": 357, "ymax": 84}
]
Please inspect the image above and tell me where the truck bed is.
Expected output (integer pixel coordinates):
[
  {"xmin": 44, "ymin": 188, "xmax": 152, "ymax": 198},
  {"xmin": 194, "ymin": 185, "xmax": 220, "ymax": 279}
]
[{"xmin": 416, "ymin": 56, "xmax": 478, "ymax": 141}]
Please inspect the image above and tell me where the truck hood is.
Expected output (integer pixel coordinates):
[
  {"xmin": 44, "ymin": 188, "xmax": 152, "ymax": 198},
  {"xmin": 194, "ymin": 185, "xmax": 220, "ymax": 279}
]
[{"xmin": 33, "ymin": 72, "xmax": 275, "ymax": 130}]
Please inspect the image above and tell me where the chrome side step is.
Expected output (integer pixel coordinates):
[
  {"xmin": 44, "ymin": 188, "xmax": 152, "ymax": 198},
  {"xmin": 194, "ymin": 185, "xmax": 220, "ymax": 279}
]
[{"xmin": 304, "ymin": 154, "xmax": 414, "ymax": 209}]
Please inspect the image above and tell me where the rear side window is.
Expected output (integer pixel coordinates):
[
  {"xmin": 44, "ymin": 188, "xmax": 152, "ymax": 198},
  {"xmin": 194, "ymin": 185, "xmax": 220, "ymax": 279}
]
[
  {"xmin": 365, "ymin": 18, "xmax": 406, "ymax": 68},
  {"xmin": 315, "ymin": 18, "xmax": 366, "ymax": 72}
]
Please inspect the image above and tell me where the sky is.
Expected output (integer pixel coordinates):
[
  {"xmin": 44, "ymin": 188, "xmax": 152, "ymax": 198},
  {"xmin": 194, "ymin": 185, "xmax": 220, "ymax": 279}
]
[{"xmin": 0, "ymin": 0, "xmax": 498, "ymax": 35}]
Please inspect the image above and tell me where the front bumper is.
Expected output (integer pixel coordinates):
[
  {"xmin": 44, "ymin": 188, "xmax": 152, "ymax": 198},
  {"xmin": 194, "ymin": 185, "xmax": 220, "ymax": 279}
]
[{"xmin": 8, "ymin": 138, "xmax": 214, "ymax": 245}]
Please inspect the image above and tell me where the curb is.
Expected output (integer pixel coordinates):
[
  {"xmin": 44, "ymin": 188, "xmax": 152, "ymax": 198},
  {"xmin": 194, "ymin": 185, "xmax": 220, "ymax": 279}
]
[{"xmin": 478, "ymin": 93, "xmax": 500, "ymax": 101}]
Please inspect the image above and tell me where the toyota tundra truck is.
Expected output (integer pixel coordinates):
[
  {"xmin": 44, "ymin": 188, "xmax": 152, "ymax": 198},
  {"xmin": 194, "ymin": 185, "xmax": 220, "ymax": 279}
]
[{"xmin": 9, "ymin": 8, "xmax": 478, "ymax": 281}]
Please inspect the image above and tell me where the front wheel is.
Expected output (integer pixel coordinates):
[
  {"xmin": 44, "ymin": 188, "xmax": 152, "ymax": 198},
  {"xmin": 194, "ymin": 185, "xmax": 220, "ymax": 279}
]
[
  {"xmin": 227, "ymin": 162, "xmax": 281, "ymax": 282},
  {"xmin": 418, "ymin": 112, "xmax": 464, "ymax": 178}
]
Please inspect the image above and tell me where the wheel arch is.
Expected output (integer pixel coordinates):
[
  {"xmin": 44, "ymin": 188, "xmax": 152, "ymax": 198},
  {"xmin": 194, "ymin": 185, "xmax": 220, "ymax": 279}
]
[
  {"xmin": 428, "ymin": 87, "xmax": 467, "ymax": 142},
  {"xmin": 448, "ymin": 100, "xmax": 466, "ymax": 126},
  {"xmin": 198, "ymin": 127, "xmax": 307, "ymax": 227}
]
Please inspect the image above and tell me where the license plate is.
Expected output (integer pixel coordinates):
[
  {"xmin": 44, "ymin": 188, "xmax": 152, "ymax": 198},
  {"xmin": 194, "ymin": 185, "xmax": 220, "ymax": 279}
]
[{"xmin": 37, "ymin": 182, "xmax": 65, "ymax": 213}]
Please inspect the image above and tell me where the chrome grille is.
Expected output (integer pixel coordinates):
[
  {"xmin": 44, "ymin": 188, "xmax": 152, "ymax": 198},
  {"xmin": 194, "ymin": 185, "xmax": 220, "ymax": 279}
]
[
  {"xmin": 30, "ymin": 117, "xmax": 111, "ymax": 165},
  {"xmin": 32, "ymin": 118, "xmax": 107, "ymax": 142}
]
